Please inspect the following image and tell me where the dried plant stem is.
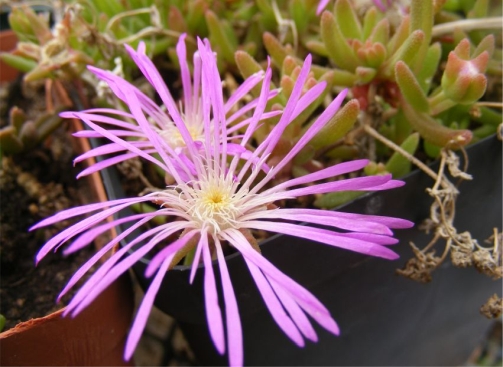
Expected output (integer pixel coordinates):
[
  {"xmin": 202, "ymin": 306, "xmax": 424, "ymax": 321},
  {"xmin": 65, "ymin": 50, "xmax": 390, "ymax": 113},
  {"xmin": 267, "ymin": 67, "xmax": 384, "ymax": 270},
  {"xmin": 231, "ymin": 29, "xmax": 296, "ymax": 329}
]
[
  {"xmin": 363, "ymin": 124, "xmax": 455, "ymax": 191},
  {"xmin": 475, "ymin": 102, "xmax": 503, "ymax": 109},
  {"xmin": 431, "ymin": 17, "xmax": 503, "ymax": 37}
]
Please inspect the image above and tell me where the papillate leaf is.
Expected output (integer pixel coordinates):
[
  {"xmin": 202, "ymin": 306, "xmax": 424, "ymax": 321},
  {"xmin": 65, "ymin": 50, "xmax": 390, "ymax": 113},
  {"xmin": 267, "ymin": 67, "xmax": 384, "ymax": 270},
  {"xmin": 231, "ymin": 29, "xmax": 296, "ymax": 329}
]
[
  {"xmin": 385, "ymin": 132, "xmax": 420, "ymax": 178},
  {"xmin": 395, "ymin": 61, "xmax": 430, "ymax": 113}
]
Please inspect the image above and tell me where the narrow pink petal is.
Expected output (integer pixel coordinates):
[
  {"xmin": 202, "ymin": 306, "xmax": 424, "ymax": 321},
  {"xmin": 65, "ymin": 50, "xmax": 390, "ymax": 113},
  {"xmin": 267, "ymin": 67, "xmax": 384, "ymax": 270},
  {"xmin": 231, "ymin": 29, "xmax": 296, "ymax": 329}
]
[
  {"xmin": 74, "ymin": 141, "xmax": 152, "ymax": 163},
  {"xmin": 225, "ymin": 231, "xmax": 340, "ymax": 337},
  {"xmin": 224, "ymin": 71, "xmax": 264, "ymax": 114},
  {"xmin": 257, "ymin": 55, "xmax": 313, "ymax": 159},
  {"xmin": 145, "ymin": 230, "xmax": 198, "ymax": 277},
  {"xmin": 176, "ymin": 34, "xmax": 192, "ymax": 111},
  {"xmin": 30, "ymin": 196, "xmax": 152, "ymax": 231},
  {"xmin": 237, "ymin": 55, "xmax": 313, "ymax": 182},
  {"xmin": 226, "ymin": 89, "xmax": 279, "ymax": 127},
  {"xmin": 68, "ymin": 222, "xmax": 188, "ymax": 316},
  {"xmin": 125, "ymin": 252, "xmax": 172, "ymax": 360},
  {"xmin": 253, "ymin": 89, "xmax": 348, "ymax": 194},
  {"xmin": 265, "ymin": 159, "xmax": 368, "ymax": 193},
  {"xmin": 72, "ymin": 130, "xmax": 146, "ymax": 139},
  {"xmin": 227, "ymin": 110, "xmax": 282, "ymax": 136},
  {"xmin": 240, "ymin": 65, "xmax": 272, "ymax": 148},
  {"xmin": 202, "ymin": 232, "xmax": 226, "ymax": 355},
  {"xmin": 241, "ymin": 221, "xmax": 399, "ymax": 259},
  {"xmin": 59, "ymin": 215, "xmax": 155, "ymax": 300},
  {"xmin": 63, "ymin": 213, "xmax": 157, "ymax": 255},
  {"xmin": 243, "ymin": 256, "xmax": 305, "ymax": 347},
  {"xmin": 284, "ymin": 174, "xmax": 395, "ymax": 197},
  {"xmin": 242, "ymin": 209, "xmax": 392, "ymax": 235},
  {"xmin": 215, "ymin": 238, "xmax": 243, "ymax": 367},
  {"xmin": 34, "ymin": 197, "xmax": 155, "ymax": 262},
  {"xmin": 76, "ymin": 152, "xmax": 145, "ymax": 179},
  {"xmin": 124, "ymin": 44, "xmax": 199, "ymax": 158},
  {"xmin": 333, "ymin": 232, "xmax": 398, "ymax": 245},
  {"xmin": 189, "ymin": 239, "xmax": 204, "ymax": 284},
  {"xmin": 76, "ymin": 114, "xmax": 170, "ymax": 172},
  {"xmin": 262, "ymin": 54, "xmax": 313, "ymax": 156},
  {"xmin": 122, "ymin": 87, "xmax": 193, "ymax": 184},
  {"xmin": 268, "ymin": 277, "xmax": 318, "ymax": 342},
  {"xmin": 290, "ymin": 81, "xmax": 327, "ymax": 120},
  {"xmin": 62, "ymin": 111, "xmax": 140, "ymax": 131}
]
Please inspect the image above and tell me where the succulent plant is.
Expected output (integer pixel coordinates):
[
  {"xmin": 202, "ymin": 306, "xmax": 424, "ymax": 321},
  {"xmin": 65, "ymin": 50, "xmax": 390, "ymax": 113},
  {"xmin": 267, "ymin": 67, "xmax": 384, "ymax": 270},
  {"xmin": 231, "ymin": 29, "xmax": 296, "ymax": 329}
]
[{"xmin": 0, "ymin": 105, "xmax": 65, "ymax": 155}]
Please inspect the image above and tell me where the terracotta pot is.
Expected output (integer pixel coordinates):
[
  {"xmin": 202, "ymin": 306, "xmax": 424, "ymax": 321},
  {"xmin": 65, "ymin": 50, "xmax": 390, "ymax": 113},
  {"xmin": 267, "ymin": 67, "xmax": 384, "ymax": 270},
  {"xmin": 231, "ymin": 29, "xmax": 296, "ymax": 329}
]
[
  {"xmin": 0, "ymin": 118, "xmax": 134, "ymax": 366},
  {"xmin": 0, "ymin": 275, "xmax": 134, "ymax": 366},
  {"xmin": 0, "ymin": 30, "xmax": 20, "ymax": 82}
]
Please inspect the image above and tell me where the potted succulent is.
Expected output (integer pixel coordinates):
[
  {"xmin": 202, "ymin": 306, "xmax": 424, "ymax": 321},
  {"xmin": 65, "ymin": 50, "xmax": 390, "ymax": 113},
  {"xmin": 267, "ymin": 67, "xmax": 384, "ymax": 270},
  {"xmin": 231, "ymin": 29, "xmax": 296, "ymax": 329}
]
[{"xmin": 1, "ymin": 0, "xmax": 501, "ymax": 366}]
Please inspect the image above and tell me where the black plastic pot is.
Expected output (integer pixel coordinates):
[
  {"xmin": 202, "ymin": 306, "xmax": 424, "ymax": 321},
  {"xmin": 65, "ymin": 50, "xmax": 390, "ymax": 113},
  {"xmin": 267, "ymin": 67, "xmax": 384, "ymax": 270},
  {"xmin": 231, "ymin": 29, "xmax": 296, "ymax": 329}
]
[{"xmin": 99, "ymin": 135, "xmax": 502, "ymax": 366}]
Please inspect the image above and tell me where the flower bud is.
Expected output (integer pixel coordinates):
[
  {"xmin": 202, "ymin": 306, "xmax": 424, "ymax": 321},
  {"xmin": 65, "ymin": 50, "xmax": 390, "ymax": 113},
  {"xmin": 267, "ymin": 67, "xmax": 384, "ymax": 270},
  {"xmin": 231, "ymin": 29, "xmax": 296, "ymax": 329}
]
[{"xmin": 441, "ymin": 39, "xmax": 489, "ymax": 104}]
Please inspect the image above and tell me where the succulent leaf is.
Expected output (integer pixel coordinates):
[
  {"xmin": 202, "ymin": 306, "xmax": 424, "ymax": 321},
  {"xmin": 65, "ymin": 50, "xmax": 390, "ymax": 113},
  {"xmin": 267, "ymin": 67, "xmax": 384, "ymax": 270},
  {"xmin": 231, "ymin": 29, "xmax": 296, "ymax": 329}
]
[
  {"xmin": 385, "ymin": 132, "xmax": 420, "ymax": 178},
  {"xmin": 320, "ymin": 11, "xmax": 360, "ymax": 72},
  {"xmin": 334, "ymin": 0, "xmax": 363, "ymax": 40},
  {"xmin": 395, "ymin": 61, "xmax": 430, "ymax": 113}
]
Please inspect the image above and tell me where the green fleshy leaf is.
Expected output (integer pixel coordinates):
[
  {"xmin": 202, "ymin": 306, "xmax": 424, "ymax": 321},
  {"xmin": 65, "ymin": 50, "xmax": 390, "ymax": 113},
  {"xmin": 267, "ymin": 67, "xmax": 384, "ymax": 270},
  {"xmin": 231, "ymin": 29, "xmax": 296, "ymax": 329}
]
[
  {"xmin": 368, "ymin": 19, "xmax": 389, "ymax": 45},
  {"xmin": 10, "ymin": 107, "xmax": 27, "ymax": 132},
  {"xmin": 355, "ymin": 66, "xmax": 377, "ymax": 84},
  {"xmin": 290, "ymin": 0, "xmax": 310, "ymax": 35},
  {"xmin": 409, "ymin": 0, "xmax": 433, "ymax": 71},
  {"xmin": 362, "ymin": 6, "xmax": 382, "ymax": 40},
  {"xmin": 468, "ymin": 0, "xmax": 489, "ymax": 18},
  {"xmin": 410, "ymin": 0, "xmax": 433, "ymax": 45},
  {"xmin": 308, "ymin": 99, "xmax": 360, "ymax": 150},
  {"xmin": 334, "ymin": 0, "xmax": 363, "ymax": 40},
  {"xmin": 395, "ymin": 61, "xmax": 430, "ymax": 113},
  {"xmin": 169, "ymin": 5, "xmax": 188, "ymax": 33},
  {"xmin": 314, "ymin": 191, "xmax": 364, "ymax": 209},
  {"xmin": 255, "ymin": 0, "xmax": 278, "ymax": 31},
  {"xmin": 280, "ymin": 75, "xmax": 295, "ymax": 99},
  {"xmin": 282, "ymin": 56, "xmax": 299, "ymax": 76},
  {"xmin": 385, "ymin": 132, "xmax": 420, "ymax": 178},
  {"xmin": 473, "ymin": 34, "xmax": 495, "ymax": 58},
  {"xmin": 290, "ymin": 72, "xmax": 335, "ymax": 131},
  {"xmin": 0, "ymin": 127, "xmax": 24, "ymax": 154},
  {"xmin": 386, "ymin": 15, "xmax": 410, "ymax": 56},
  {"xmin": 423, "ymin": 139, "xmax": 441, "ymax": 158},
  {"xmin": 416, "ymin": 42, "xmax": 441, "ymax": 92},
  {"xmin": 187, "ymin": 0, "xmax": 209, "ymax": 36},
  {"xmin": 305, "ymin": 40, "xmax": 328, "ymax": 57},
  {"xmin": 235, "ymin": 50, "xmax": 265, "ymax": 97},
  {"xmin": 320, "ymin": 11, "xmax": 360, "ymax": 72},
  {"xmin": 325, "ymin": 145, "xmax": 359, "ymax": 159},
  {"xmin": 471, "ymin": 106, "xmax": 502, "ymax": 126},
  {"xmin": 0, "ymin": 53, "xmax": 37, "ymax": 73},
  {"xmin": 382, "ymin": 30, "xmax": 425, "ymax": 79},
  {"xmin": 20, "ymin": 6, "xmax": 53, "ymax": 45},
  {"xmin": 401, "ymin": 98, "xmax": 472, "ymax": 149},
  {"xmin": 205, "ymin": 10, "xmax": 236, "ymax": 64},
  {"xmin": 472, "ymin": 123, "xmax": 497, "ymax": 139},
  {"xmin": 263, "ymin": 32, "xmax": 291, "ymax": 68}
]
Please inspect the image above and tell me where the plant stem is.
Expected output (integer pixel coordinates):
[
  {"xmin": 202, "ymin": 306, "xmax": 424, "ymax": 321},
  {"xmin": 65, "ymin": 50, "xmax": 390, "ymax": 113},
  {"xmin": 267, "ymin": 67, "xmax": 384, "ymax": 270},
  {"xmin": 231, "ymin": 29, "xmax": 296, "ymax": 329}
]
[
  {"xmin": 363, "ymin": 124, "xmax": 454, "ymax": 191},
  {"xmin": 431, "ymin": 17, "xmax": 503, "ymax": 37}
]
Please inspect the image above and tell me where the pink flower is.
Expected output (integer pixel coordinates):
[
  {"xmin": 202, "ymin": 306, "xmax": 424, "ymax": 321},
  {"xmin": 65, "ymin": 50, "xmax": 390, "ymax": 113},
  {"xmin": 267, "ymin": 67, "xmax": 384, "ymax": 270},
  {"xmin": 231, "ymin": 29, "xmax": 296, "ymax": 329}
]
[
  {"xmin": 33, "ymin": 37, "xmax": 413, "ymax": 366},
  {"xmin": 64, "ymin": 34, "xmax": 279, "ymax": 180}
]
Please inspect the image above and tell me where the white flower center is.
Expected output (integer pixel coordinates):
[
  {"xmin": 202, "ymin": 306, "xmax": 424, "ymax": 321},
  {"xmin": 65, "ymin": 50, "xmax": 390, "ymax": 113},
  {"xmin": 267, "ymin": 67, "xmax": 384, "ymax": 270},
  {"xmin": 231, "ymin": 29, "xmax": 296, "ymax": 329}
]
[
  {"xmin": 189, "ymin": 179, "xmax": 242, "ymax": 235},
  {"xmin": 159, "ymin": 124, "xmax": 203, "ymax": 149}
]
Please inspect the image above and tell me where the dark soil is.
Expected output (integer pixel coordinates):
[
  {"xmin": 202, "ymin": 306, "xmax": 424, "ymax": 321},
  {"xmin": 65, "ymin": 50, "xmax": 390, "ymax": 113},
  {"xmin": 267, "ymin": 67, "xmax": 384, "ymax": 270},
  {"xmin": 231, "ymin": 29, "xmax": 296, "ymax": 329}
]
[{"xmin": 0, "ymin": 81, "xmax": 96, "ymax": 331}]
